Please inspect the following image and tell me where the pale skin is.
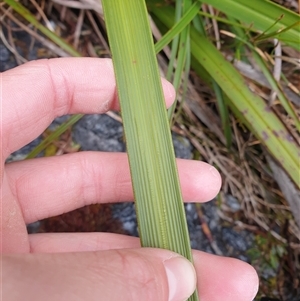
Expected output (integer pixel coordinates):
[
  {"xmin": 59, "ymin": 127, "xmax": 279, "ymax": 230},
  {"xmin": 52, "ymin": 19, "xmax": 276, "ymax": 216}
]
[{"xmin": 1, "ymin": 58, "xmax": 259, "ymax": 301}]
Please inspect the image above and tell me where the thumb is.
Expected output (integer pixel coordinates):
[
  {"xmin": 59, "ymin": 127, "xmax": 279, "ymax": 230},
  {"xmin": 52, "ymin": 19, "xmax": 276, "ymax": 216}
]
[{"xmin": 3, "ymin": 248, "xmax": 196, "ymax": 301}]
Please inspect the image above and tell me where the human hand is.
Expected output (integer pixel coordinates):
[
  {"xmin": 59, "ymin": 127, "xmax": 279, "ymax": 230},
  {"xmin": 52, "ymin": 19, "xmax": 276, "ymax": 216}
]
[{"xmin": 1, "ymin": 58, "xmax": 258, "ymax": 301}]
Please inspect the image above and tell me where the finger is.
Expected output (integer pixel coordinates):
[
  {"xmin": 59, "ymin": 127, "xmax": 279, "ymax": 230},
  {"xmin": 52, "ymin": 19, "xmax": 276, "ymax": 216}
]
[
  {"xmin": 2, "ymin": 58, "xmax": 175, "ymax": 158},
  {"xmin": 6, "ymin": 152, "xmax": 221, "ymax": 223},
  {"xmin": 29, "ymin": 233, "xmax": 141, "ymax": 253},
  {"xmin": 4, "ymin": 245, "xmax": 258, "ymax": 301},
  {"xmin": 29, "ymin": 233, "xmax": 259, "ymax": 301},
  {"xmin": 3, "ymin": 249, "xmax": 196, "ymax": 301},
  {"xmin": 193, "ymin": 251, "xmax": 259, "ymax": 301},
  {"xmin": 30, "ymin": 232, "xmax": 259, "ymax": 301}
]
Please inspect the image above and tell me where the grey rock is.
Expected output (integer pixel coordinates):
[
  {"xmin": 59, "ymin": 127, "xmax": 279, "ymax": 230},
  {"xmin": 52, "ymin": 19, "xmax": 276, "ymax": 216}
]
[
  {"xmin": 225, "ymin": 194, "xmax": 241, "ymax": 212},
  {"xmin": 0, "ymin": 41, "xmax": 17, "ymax": 72},
  {"xmin": 221, "ymin": 227, "xmax": 254, "ymax": 259},
  {"xmin": 7, "ymin": 136, "xmax": 43, "ymax": 162},
  {"xmin": 172, "ymin": 133, "xmax": 193, "ymax": 159},
  {"xmin": 202, "ymin": 200, "xmax": 221, "ymax": 231},
  {"xmin": 73, "ymin": 114, "xmax": 125, "ymax": 152},
  {"xmin": 26, "ymin": 221, "xmax": 41, "ymax": 234},
  {"xmin": 0, "ymin": 43, "xmax": 10, "ymax": 62},
  {"xmin": 112, "ymin": 203, "xmax": 139, "ymax": 237}
]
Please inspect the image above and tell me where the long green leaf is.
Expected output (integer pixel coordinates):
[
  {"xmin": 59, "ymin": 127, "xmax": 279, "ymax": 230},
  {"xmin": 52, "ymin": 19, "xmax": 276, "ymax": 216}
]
[
  {"xmin": 102, "ymin": 1, "xmax": 198, "ymax": 300},
  {"xmin": 26, "ymin": 115, "xmax": 83, "ymax": 159}
]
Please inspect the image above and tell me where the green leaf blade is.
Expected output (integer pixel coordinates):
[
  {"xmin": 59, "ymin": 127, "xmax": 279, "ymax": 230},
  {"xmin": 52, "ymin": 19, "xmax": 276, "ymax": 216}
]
[{"xmin": 102, "ymin": 1, "xmax": 198, "ymax": 300}]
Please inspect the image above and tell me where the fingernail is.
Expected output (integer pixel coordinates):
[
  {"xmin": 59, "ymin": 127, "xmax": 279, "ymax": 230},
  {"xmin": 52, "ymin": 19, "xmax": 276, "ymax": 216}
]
[
  {"xmin": 162, "ymin": 78, "xmax": 176, "ymax": 105},
  {"xmin": 209, "ymin": 166, "xmax": 220, "ymax": 179},
  {"xmin": 250, "ymin": 282, "xmax": 259, "ymax": 301},
  {"xmin": 249, "ymin": 273, "xmax": 259, "ymax": 301},
  {"xmin": 163, "ymin": 257, "xmax": 196, "ymax": 301},
  {"xmin": 166, "ymin": 81, "xmax": 175, "ymax": 101}
]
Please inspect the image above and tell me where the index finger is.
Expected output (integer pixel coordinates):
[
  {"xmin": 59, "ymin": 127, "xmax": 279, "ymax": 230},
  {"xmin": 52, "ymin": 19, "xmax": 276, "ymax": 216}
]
[{"xmin": 1, "ymin": 58, "xmax": 175, "ymax": 158}]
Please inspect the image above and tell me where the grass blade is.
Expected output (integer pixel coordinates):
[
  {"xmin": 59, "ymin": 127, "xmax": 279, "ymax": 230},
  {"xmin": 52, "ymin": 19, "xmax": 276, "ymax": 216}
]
[
  {"xmin": 213, "ymin": 81, "xmax": 232, "ymax": 149},
  {"xmin": 167, "ymin": 0, "xmax": 192, "ymax": 124},
  {"xmin": 154, "ymin": 1, "xmax": 201, "ymax": 54},
  {"xmin": 26, "ymin": 115, "xmax": 83, "ymax": 159},
  {"xmin": 102, "ymin": 1, "xmax": 198, "ymax": 300}
]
